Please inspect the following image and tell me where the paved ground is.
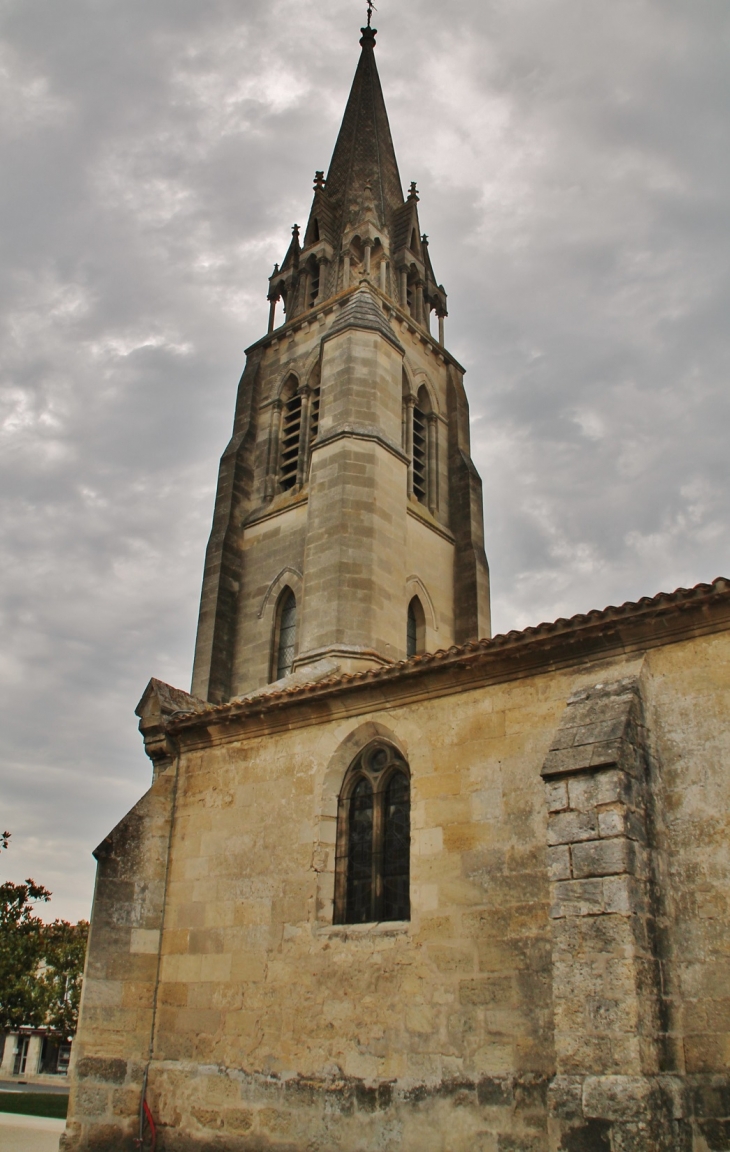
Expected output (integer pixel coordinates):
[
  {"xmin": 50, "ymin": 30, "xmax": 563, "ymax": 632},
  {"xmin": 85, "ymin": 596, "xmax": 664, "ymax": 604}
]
[
  {"xmin": 0, "ymin": 1112, "xmax": 65, "ymax": 1151},
  {"xmin": 0, "ymin": 1079, "xmax": 69, "ymax": 1095}
]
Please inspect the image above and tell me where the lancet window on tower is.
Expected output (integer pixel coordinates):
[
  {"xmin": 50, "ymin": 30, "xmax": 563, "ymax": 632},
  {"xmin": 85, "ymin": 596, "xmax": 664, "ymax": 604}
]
[
  {"xmin": 274, "ymin": 372, "xmax": 322, "ymax": 495},
  {"xmin": 402, "ymin": 383, "xmax": 438, "ymax": 513},
  {"xmin": 334, "ymin": 742, "xmax": 411, "ymax": 924},
  {"xmin": 407, "ymin": 596, "xmax": 425, "ymax": 657},
  {"xmin": 279, "ymin": 389, "xmax": 303, "ymax": 491},
  {"xmin": 273, "ymin": 588, "xmax": 297, "ymax": 680},
  {"xmin": 307, "ymin": 264, "xmax": 320, "ymax": 310}
]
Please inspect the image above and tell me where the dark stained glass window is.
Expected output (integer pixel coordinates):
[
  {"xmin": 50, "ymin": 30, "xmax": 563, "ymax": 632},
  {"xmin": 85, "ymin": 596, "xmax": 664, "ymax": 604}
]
[
  {"xmin": 334, "ymin": 742, "xmax": 411, "ymax": 925},
  {"xmin": 407, "ymin": 602, "xmax": 418, "ymax": 657},
  {"xmin": 383, "ymin": 772, "xmax": 411, "ymax": 921},
  {"xmin": 276, "ymin": 590, "xmax": 297, "ymax": 680},
  {"xmin": 345, "ymin": 778, "xmax": 374, "ymax": 924}
]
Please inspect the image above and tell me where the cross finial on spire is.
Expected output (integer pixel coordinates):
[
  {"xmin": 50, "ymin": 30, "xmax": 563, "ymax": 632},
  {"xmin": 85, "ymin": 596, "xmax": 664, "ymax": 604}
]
[{"xmin": 366, "ymin": 1, "xmax": 376, "ymax": 28}]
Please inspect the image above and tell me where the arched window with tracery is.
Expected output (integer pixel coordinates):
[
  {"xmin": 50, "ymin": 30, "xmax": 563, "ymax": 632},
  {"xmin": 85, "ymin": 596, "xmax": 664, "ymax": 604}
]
[
  {"xmin": 273, "ymin": 588, "xmax": 297, "ymax": 681},
  {"xmin": 334, "ymin": 742, "xmax": 411, "ymax": 924}
]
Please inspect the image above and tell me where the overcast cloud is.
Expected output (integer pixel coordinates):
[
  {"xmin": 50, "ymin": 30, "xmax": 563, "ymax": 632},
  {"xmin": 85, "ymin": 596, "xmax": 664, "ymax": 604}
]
[{"xmin": 1, "ymin": 0, "xmax": 728, "ymax": 920}]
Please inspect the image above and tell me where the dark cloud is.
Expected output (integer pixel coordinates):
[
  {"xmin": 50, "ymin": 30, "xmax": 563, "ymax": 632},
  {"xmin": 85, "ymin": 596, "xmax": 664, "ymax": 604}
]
[{"xmin": 1, "ymin": 0, "xmax": 728, "ymax": 919}]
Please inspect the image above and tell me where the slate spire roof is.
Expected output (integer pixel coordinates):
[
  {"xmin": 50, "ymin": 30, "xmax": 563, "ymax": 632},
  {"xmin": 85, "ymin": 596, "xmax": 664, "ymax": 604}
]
[
  {"xmin": 322, "ymin": 24, "xmax": 404, "ymax": 238},
  {"xmin": 268, "ymin": 20, "xmax": 447, "ymax": 330}
]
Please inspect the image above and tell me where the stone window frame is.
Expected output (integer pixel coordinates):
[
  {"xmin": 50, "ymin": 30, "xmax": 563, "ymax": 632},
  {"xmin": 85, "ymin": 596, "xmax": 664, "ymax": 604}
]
[
  {"xmin": 405, "ymin": 575, "xmax": 438, "ymax": 654},
  {"xmin": 269, "ymin": 584, "xmax": 299, "ymax": 683},
  {"xmin": 332, "ymin": 740, "xmax": 411, "ymax": 926},
  {"xmin": 267, "ymin": 366, "xmax": 322, "ymax": 497},
  {"xmin": 402, "ymin": 369, "xmax": 440, "ymax": 514},
  {"xmin": 407, "ymin": 596, "xmax": 426, "ymax": 657},
  {"xmin": 313, "ymin": 722, "xmax": 411, "ymax": 931}
]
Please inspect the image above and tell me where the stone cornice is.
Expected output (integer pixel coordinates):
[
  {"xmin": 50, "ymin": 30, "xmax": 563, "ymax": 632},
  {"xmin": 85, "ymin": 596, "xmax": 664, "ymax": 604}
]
[{"xmin": 313, "ymin": 423, "xmax": 409, "ymax": 465}]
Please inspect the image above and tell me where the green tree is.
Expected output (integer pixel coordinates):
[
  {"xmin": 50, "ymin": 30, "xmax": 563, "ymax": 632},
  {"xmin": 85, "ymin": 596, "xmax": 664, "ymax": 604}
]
[
  {"xmin": 0, "ymin": 878, "xmax": 52, "ymax": 1032},
  {"xmin": 0, "ymin": 835, "xmax": 89, "ymax": 1036},
  {"xmin": 38, "ymin": 919, "xmax": 89, "ymax": 1037}
]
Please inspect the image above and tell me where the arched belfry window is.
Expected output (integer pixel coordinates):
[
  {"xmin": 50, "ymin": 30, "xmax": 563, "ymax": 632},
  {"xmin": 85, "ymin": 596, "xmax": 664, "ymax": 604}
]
[
  {"xmin": 334, "ymin": 743, "xmax": 411, "ymax": 924},
  {"xmin": 273, "ymin": 588, "xmax": 297, "ymax": 681},
  {"xmin": 407, "ymin": 596, "xmax": 425, "ymax": 657},
  {"xmin": 403, "ymin": 383, "xmax": 437, "ymax": 513},
  {"xmin": 273, "ymin": 371, "xmax": 321, "ymax": 495}
]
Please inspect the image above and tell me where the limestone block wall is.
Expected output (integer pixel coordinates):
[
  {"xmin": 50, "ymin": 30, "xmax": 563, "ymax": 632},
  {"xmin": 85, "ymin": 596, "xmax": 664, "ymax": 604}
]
[
  {"xmin": 61, "ymin": 765, "xmax": 178, "ymax": 1152},
  {"xmin": 64, "ymin": 592, "xmax": 730, "ymax": 1151},
  {"xmin": 231, "ymin": 501, "xmax": 308, "ymax": 693},
  {"xmin": 405, "ymin": 510, "xmax": 455, "ymax": 649}
]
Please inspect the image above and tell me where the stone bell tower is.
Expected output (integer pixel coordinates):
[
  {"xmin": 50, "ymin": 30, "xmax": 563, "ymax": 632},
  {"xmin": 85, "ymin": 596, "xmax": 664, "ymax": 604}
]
[{"xmin": 192, "ymin": 21, "xmax": 490, "ymax": 705}]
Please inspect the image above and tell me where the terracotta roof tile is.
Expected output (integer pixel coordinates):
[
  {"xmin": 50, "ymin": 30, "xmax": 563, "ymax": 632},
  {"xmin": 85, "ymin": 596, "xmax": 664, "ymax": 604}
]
[{"xmin": 170, "ymin": 578, "xmax": 730, "ymax": 729}]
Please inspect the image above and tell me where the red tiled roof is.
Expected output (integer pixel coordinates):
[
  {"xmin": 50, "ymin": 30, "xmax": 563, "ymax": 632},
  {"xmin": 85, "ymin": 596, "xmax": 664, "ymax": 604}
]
[{"xmin": 167, "ymin": 578, "xmax": 730, "ymax": 730}]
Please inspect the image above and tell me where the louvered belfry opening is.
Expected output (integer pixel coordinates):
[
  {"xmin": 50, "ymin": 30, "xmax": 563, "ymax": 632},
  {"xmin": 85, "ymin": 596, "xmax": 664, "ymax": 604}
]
[
  {"xmin": 412, "ymin": 404, "xmax": 427, "ymax": 502},
  {"xmin": 275, "ymin": 589, "xmax": 297, "ymax": 680},
  {"xmin": 308, "ymin": 267, "xmax": 320, "ymax": 309},
  {"xmin": 280, "ymin": 393, "xmax": 302, "ymax": 491},
  {"xmin": 335, "ymin": 742, "xmax": 411, "ymax": 925},
  {"xmin": 309, "ymin": 387, "xmax": 321, "ymax": 451}
]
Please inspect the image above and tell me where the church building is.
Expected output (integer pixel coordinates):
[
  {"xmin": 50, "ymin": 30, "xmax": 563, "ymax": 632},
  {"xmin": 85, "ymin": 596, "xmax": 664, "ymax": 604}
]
[{"xmin": 62, "ymin": 18, "xmax": 730, "ymax": 1152}]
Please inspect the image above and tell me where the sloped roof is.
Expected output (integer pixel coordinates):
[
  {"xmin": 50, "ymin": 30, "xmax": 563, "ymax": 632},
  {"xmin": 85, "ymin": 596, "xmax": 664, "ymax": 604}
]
[
  {"xmin": 325, "ymin": 286, "xmax": 403, "ymax": 351},
  {"xmin": 167, "ymin": 578, "xmax": 730, "ymax": 730}
]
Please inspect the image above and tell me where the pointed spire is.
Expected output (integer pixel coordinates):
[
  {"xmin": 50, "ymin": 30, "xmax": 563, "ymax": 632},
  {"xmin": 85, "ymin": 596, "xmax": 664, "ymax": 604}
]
[{"xmin": 323, "ymin": 21, "xmax": 403, "ymax": 239}]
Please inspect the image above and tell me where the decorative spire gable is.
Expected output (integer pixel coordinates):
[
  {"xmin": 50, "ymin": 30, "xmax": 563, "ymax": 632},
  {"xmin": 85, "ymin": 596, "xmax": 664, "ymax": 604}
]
[{"xmin": 266, "ymin": 22, "xmax": 448, "ymax": 342}]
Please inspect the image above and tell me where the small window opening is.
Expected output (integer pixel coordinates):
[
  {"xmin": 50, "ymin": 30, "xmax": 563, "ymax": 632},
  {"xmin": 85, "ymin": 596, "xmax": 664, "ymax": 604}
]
[
  {"xmin": 308, "ymin": 268, "xmax": 320, "ymax": 309},
  {"xmin": 407, "ymin": 602, "xmax": 418, "ymax": 657},
  {"xmin": 412, "ymin": 405, "xmax": 427, "ymax": 502},
  {"xmin": 280, "ymin": 393, "xmax": 302, "ymax": 491},
  {"xmin": 309, "ymin": 387, "xmax": 321, "ymax": 451},
  {"xmin": 407, "ymin": 596, "xmax": 426, "ymax": 657},
  {"xmin": 275, "ymin": 589, "xmax": 297, "ymax": 680},
  {"xmin": 335, "ymin": 742, "xmax": 411, "ymax": 925},
  {"xmin": 312, "ymin": 218, "xmax": 320, "ymax": 243}
]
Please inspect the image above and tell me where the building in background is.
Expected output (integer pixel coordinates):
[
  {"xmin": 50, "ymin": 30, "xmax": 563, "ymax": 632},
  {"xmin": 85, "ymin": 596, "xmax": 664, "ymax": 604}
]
[
  {"xmin": 61, "ymin": 18, "xmax": 730, "ymax": 1152},
  {"xmin": 0, "ymin": 1029, "xmax": 71, "ymax": 1080}
]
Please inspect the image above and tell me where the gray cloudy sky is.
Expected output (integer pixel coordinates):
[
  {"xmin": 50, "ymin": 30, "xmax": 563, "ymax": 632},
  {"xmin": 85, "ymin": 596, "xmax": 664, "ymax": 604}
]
[{"xmin": 1, "ymin": 0, "xmax": 728, "ymax": 921}]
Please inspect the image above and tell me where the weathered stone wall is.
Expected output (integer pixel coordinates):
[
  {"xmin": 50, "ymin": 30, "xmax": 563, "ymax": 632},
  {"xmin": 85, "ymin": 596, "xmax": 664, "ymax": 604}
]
[
  {"xmin": 63, "ymin": 598, "xmax": 730, "ymax": 1151},
  {"xmin": 61, "ymin": 764, "xmax": 178, "ymax": 1151}
]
